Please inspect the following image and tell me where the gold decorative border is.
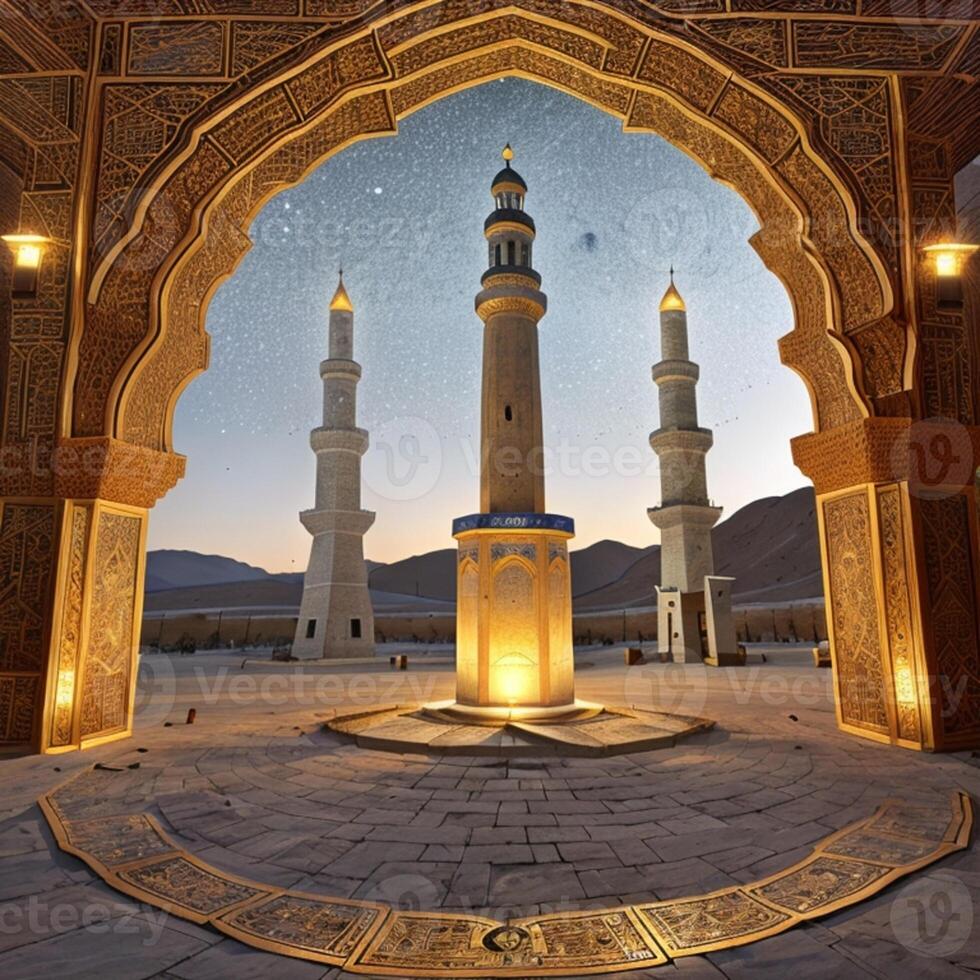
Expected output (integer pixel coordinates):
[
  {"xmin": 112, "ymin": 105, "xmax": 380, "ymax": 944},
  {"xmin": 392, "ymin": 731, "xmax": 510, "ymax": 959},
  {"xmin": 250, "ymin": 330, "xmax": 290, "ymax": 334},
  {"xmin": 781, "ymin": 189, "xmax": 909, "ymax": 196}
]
[{"xmin": 38, "ymin": 769, "xmax": 972, "ymax": 977}]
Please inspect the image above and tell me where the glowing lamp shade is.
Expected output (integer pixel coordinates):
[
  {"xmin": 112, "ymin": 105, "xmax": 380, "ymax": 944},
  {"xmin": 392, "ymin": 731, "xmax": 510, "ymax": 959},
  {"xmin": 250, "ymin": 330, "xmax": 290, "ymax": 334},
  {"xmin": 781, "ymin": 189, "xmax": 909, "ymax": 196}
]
[
  {"xmin": 2, "ymin": 233, "xmax": 50, "ymax": 297},
  {"xmin": 922, "ymin": 242, "xmax": 978, "ymax": 309}
]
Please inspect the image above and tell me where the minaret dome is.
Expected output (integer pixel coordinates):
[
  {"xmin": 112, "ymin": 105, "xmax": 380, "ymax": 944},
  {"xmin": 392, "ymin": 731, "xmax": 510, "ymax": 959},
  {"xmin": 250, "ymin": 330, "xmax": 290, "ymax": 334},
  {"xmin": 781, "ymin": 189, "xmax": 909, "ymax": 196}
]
[
  {"xmin": 330, "ymin": 270, "xmax": 353, "ymax": 312},
  {"xmin": 491, "ymin": 144, "xmax": 527, "ymax": 207},
  {"xmin": 659, "ymin": 268, "xmax": 686, "ymax": 312}
]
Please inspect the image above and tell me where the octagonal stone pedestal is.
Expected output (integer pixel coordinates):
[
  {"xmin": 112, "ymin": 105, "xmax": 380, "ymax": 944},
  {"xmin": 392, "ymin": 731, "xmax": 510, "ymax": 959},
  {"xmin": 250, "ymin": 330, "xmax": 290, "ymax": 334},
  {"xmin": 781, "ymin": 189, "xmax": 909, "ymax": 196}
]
[{"xmin": 323, "ymin": 701, "xmax": 715, "ymax": 758}]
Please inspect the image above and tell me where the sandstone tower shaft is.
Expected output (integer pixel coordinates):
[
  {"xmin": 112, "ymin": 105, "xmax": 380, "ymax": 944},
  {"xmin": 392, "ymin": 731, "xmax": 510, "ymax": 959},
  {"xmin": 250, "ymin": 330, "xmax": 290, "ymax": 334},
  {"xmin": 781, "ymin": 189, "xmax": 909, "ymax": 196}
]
[
  {"xmin": 292, "ymin": 274, "xmax": 375, "ymax": 660},
  {"xmin": 477, "ymin": 151, "xmax": 547, "ymax": 513},
  {"xmin": 648, "ymin": 276, "xmax": 721, "ymax": 593}
]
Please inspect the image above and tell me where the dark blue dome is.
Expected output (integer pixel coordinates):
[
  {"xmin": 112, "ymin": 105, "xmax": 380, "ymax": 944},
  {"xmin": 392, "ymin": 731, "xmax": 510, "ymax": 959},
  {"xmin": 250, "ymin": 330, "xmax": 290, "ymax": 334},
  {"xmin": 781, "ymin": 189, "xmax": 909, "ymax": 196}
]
[{"xmin": 492, "ymin": 166, "xmax": 527, "ymax": 191}]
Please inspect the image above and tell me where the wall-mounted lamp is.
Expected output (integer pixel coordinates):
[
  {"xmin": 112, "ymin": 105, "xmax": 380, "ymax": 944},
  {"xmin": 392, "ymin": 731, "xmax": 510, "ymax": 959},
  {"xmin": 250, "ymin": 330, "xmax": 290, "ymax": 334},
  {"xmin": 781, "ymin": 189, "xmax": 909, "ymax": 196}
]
[
  {"xmin": 2, "ymin": 233, "xmax": 51, "ymax": 298},
  {"xmin": 922, "ymin": 242, "xmax": 979, "ymax": 310}
]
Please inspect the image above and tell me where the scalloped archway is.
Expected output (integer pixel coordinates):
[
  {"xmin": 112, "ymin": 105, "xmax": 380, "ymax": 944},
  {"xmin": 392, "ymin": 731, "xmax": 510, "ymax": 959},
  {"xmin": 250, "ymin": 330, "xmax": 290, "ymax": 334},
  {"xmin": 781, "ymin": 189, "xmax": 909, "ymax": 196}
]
[{"xmin": 2, "ymin": 1, "xmax": 978, "ymax": 755}]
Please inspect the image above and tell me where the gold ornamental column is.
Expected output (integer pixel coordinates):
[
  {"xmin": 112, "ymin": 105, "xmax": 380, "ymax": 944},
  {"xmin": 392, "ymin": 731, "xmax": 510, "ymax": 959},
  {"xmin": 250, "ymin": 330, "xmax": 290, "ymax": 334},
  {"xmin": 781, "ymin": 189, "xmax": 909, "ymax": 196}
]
[
  {"xmin": 1, "ymin": 438, "xmax": 183, "ymax": 754},
  {"xmin": 794, "ymin": 417, "xmax": 980, "ymax": 752}
]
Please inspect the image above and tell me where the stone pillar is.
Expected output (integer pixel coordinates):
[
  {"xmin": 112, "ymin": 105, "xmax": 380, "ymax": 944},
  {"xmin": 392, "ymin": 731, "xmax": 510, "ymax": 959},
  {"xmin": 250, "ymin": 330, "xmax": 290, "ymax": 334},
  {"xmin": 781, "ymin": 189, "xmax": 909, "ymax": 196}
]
[{"xmin": 0, "ymin": 439, "xmax": 182, "ymax": 753}]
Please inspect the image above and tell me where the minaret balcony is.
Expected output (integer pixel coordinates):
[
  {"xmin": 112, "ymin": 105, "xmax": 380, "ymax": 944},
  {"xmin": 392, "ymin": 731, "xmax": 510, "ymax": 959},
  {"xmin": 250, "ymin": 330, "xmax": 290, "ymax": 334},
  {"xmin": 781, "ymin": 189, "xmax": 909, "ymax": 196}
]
[
  {"xmin": 480, "ymin": 265, "xmax": 542, "ymax": 289},
  {"xmin": 648, "ymin": 426, "xmax": 714, "ymax": 454},
  {"xmin": 476, "ymin": 281, "xmax": 547, "ymax": 322},
  {"xmin": 652, "ymin": 359, "xmax": 699, "ymax": 384},
  {"xmin": 300, "ymin": 508, "xmax": 376, "ymax": 536},
  {"xmin": 310, "ymin": 427, "xmax": 368, "ymax": 454},
  {"xmin": 484, "ymin": 209, "xmax": 535, "ymax": 235},
  {"xmin": 320, "ymin": 357, "xmax": 362, "ymax": 381},
  {"xmin": 647, "ymin": 501, "xmax": 723, "ymax": 531}
]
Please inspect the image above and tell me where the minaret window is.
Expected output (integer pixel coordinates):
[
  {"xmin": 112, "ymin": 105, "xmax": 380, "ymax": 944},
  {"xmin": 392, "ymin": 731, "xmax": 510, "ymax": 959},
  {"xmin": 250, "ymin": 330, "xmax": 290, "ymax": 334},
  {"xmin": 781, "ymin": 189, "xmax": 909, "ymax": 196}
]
[
  {"xmin": 521, "ymin": 244, "xmax": 530, "ymax": 267},
  {"xmin": 507, "ymin": 241, "xmax": 516, "ymax": 265},
  {"xmin": 494, "ymin": 243, "xmax": 502, "ymax": 266},
  {"xmin": 505, "ymin": 405, "xmax": 513, "ymax": 422}
]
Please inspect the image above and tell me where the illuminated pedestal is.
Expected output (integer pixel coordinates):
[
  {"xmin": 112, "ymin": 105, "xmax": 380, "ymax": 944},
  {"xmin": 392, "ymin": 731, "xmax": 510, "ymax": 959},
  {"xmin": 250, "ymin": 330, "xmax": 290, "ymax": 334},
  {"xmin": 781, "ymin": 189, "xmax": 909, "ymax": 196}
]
[{"xmin": 450, "ymin": 513, "xmax": 579, "ymax": 718}]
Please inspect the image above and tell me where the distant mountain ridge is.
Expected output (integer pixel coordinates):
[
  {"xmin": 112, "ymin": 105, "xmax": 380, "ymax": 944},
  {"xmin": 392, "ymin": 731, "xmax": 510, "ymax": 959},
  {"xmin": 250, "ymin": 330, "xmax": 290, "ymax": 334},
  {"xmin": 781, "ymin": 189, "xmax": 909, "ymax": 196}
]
[{"xmin": 146, "ymin": 487, "xmax": 821, "ymax": 607}]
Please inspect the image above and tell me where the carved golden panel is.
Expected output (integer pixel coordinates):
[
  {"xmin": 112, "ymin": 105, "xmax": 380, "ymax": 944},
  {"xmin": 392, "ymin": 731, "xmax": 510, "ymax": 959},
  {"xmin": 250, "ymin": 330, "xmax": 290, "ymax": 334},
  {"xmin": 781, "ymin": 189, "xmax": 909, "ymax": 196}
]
[
  {"xmin": 49, "ymin": 503, "xmax": 90, "ymax": 748},
  {"xmin": 793, "ymin": 22, "xmax": 963, "ymax": 70},
  {"xmin": 127, "ymin": 22, "xmax": 226, "ymax": 77},
  {"xmin": 390, "ymin": 15, "xmax": 606, "ymax": 77},
  {"xmin": 876, "ymin": 486, "xmax": 919, "ymax": 744},
  {"xmin": 822, "ymin": 491, "xmax": 889, "ymax": 734},
  {"xmin": 65, "ymin": 813, "xmax": 176, "ymax": 868},
  {"xmin": 0, "ymin": 502, "xmax": 57, "ymax": 676},
  {"xmin": 79, "ymin": 509, "xmax": 142, "ymax": 740},
  {"xmin": 748, "ymin": 855, "xmax": 887, "ymax": 915},
  {"xmin": 115, "ymin": 855, "xmax": 268, "ymax": 923},
  {"xmin": 636, "ymin": 38, "xmax": 726, "ymax": 113},
  {"xmin": 637, "ymin": 891, "xmax": 791, "ymax": 956},
  {"xmin": 215, "ymin": 893, "xmax": 387, "ymax": 966},
  {"xmin": 918, "ymin": 493, "xmax": 980, "ymax": 740},
  {"xmin": 353, "ymin": 907, "xmax": 666, "ymax": 975}
]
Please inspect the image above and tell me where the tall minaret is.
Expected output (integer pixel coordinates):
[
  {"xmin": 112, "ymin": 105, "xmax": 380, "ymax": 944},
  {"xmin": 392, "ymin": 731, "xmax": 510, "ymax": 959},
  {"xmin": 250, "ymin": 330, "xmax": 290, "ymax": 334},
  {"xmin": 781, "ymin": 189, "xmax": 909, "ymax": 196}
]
[
  {"xmin": 449, "ymin": 146, "xmax": 577, "ymax": 714},
  {"xmin": 292, "ymin": 273, "xmax": 375, "ymax": 660},
  {"xmin": 648, "ymin": 273, "xmax": 737, "ymax": 664},
  {"xmin": 478, "ymin": 143, "xmax": 546, "ymax": 514}
]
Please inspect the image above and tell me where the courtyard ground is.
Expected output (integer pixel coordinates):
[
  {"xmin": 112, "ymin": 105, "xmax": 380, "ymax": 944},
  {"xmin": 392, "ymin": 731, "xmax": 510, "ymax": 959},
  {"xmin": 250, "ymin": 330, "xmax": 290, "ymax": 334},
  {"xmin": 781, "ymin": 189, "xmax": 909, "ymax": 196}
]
[{"xmin": 1, "ymin": 644, "xmax": 978, "ymax": 978}]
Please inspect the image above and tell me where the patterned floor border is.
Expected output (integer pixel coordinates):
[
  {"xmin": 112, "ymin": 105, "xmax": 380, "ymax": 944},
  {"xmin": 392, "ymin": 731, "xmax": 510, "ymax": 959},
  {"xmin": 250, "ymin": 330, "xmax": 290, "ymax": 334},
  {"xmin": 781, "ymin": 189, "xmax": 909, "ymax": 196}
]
[{"xmin": 38, "ymin": 769, "xmax": 973, "ymax": 977}]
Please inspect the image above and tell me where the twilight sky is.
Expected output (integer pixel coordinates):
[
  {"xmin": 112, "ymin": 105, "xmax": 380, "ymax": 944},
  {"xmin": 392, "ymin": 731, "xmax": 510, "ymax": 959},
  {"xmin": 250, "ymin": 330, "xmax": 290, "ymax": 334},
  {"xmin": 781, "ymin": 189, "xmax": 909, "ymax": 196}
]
[{"xmin": 148, "ymin": 79, "xmax": 812, "ymax": 572}]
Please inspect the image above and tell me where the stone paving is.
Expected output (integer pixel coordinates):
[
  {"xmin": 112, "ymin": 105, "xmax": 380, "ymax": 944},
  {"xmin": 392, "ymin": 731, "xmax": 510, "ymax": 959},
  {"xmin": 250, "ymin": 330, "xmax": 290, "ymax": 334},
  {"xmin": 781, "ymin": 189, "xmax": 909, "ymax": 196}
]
[{"xmin": 2, "ymin": 646, "xmax": 980, "ymax": 978}]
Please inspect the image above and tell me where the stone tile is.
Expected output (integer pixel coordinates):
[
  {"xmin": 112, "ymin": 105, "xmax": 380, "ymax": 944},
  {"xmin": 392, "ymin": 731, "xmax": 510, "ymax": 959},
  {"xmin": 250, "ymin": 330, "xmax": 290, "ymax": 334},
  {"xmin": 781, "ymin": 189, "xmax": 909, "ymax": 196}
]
[
  {"xmin": 706, "ymin": 928, "xmax": 875, "ymax": 979},
  {"xmin": 168, "ymin": 938, "xmax": 324, "ymax": 979},
  {"xmin": 488, "ymin": 864, "xmax": 586, "ymax": 907},
  {"xmin": 0, "ymin": 911, "xmax": 211, "ymax": 980}
]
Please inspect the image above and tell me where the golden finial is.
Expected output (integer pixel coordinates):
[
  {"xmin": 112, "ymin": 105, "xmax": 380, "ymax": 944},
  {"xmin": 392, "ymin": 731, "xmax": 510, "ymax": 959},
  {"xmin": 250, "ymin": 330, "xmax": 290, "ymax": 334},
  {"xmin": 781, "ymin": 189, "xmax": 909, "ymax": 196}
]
[
  {"xmin": 502, "ymin": 143, "xmax": 514, "ymax": 164},
  {"xmin": 659, "ymin": 267, "xmax": 686, "ymax": 313},
  {"xmin": 330, "ymin": 267, "xmax": 353, "ymax": 313}
]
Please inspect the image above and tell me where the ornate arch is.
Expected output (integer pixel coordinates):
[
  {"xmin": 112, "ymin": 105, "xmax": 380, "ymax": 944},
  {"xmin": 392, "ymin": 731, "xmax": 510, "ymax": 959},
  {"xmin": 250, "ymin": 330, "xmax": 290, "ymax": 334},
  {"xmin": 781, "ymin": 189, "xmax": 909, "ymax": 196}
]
[
  {"xmin": 65, "ymin": 2, "xmax": 899, "ymax": 455},
  {"xmin": 4, "ymin": 0, "xmax": 978, "ymax": 755}
]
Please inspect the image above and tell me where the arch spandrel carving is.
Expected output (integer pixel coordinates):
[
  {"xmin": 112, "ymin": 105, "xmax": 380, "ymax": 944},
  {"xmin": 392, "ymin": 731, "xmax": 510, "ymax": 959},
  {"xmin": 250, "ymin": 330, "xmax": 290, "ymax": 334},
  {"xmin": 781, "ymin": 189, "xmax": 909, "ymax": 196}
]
[{"xmin": 71, "ymin": 3, "xmax": 895, "ymax": 451}]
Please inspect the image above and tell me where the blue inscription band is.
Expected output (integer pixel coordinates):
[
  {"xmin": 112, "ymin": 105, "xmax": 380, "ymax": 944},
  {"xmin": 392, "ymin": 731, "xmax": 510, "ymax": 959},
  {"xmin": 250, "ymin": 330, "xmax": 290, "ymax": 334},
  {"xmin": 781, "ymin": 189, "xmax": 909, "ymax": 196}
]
[{"xmin": 453, "ymin": 513, "xmax": 575, "ymax": 535}]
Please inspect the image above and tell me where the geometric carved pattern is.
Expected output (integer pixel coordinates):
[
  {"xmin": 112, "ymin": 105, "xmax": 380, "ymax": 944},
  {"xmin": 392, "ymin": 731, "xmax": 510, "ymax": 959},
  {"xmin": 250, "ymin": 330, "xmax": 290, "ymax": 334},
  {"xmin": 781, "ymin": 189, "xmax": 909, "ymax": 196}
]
[
  {"xmin": 49, "ymin": 503, "xmax": 90, "ymax": 748},
  {"xmin": 4, "ymin": 0, "xmax": 980, "ymax": 757},
  {"xmin": 65, "ymin": 813, "xmax": 175, "ymax": 868},
  {"xmin": 822, "ymin": 492, "xmax": 889, "ymax": 734},
  {"xmin": 357, "ymin": 908, "xmax": 666, "ymax": 975},
  {"xmin": 638, "ymin": 891, "xmax": 790, "ymax": 956},
  {"xmin": 78, "ymin": 509, "xmax": 142, "ymax": 740},
  {"xmin": 117, "ymin": 855, "xmax": 267, "ymax": 921},
  {"xmin": 0, "ymin": 502, "xmax": 57, "ymax": 674},
  {"xmin": 217, "ymin": 894, "xmax": 387, "ymax": 966},
  {"xmin": 39, "ymin": 768, "xmax": 973, "ymax": 974},
  {"xmin": 876, "ymin": 486, "xmax": 919, "ymax": 744},
  {"xmin": 749, "ymin": 855, "xmax": 887, "ymax": 915},
  {"xmin": 918, "ymin": 493, "xmax": 980, "ymax": 741}
]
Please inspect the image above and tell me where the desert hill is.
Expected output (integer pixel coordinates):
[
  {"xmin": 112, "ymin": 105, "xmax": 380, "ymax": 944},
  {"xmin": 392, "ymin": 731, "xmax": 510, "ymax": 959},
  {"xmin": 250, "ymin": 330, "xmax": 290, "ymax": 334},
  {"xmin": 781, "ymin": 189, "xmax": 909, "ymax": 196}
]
[{"xmin": 144, "ymin": 486, "xmax": 822, "ymax": 613}]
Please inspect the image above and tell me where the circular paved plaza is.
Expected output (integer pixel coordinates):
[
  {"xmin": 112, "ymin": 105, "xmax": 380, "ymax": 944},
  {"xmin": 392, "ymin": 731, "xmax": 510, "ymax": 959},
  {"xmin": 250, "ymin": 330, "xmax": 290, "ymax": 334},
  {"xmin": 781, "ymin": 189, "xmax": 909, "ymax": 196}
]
[{"xmin": 2, "ymin": 646, "xmax": 979, "ymax": 978}]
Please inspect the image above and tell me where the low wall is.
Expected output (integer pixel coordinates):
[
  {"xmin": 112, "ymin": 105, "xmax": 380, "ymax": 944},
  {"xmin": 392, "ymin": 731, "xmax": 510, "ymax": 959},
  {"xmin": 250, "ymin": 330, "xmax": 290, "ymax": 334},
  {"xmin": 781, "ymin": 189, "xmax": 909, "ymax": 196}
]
[{"xmin": 140, "ymin": 601, "xmax": 827, "ymax": 650}]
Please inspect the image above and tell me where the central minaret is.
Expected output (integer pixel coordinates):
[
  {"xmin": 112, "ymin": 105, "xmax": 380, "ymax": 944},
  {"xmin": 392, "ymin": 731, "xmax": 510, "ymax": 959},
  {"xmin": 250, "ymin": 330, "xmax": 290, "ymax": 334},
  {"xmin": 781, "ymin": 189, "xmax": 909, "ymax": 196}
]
[
  {"xmin": 449, "ymin": 147, "xmax": 577, "ymax": 715},
  {"xmin": 292, "ymin": 273, "xmax": 375, "ymax": 660},
  {"xmin": 648, "ymin": 273, "xmax": 738, "ymax": 665}
]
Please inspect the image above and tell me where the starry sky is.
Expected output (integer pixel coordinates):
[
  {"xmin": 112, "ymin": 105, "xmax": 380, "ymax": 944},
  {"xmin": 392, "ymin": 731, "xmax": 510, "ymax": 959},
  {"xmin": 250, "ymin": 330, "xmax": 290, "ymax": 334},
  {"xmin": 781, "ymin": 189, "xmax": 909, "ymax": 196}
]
[{"xmin": 148, "ymin": 79, "xmax": 813, "ymax": 572}]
